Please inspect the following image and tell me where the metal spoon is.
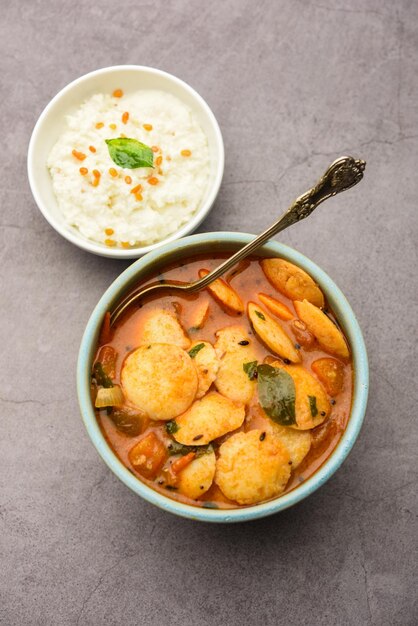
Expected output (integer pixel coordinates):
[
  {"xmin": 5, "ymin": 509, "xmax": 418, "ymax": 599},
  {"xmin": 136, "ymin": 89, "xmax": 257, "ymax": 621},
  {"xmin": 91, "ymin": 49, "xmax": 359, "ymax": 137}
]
[{"xmin": 110, "ymin": 155, "xmax": 366, "ymax": 325}]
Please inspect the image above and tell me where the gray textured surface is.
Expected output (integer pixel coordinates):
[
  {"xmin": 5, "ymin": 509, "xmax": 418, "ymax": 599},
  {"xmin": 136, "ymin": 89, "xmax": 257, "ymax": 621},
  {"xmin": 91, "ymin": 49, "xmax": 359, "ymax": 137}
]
[{"xmin": 1, "ymin": 1, "xmax": 417, "ymax": 624}]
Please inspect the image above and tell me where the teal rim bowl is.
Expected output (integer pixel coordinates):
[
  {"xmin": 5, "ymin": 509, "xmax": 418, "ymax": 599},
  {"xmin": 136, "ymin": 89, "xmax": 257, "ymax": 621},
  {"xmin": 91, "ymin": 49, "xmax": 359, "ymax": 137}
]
[{"xmin": 77, "ymin": 232, "xmax": 369, "ymax": 523}]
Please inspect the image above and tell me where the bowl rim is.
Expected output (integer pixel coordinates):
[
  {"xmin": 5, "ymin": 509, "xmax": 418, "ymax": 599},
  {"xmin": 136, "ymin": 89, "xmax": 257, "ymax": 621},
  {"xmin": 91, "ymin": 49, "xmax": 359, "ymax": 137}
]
[
  {"xmin": 77, "ymin": 232, "xmax": 369, "ymax": 522},
  {"xmin": 27, "ymin": 64, "xmax": 225, "ymax": 259}
]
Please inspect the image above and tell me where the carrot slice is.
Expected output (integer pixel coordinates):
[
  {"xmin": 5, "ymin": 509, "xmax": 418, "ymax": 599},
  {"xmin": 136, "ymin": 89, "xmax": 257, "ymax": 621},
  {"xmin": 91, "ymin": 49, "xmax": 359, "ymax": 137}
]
[
  {"xmin": 189, "ymin": 300, "xmax": 210, "ymax": 330},
  {"xmin": 258, "ymin": 293, "xmax": 293, "ymax": 321},
  {"xmin": 199, "ymin": 269, "xmax": 244, "ymax": 314},
  {"xmin": 171, "ymin": 452, "xmax": 196, "ymax": 474}
]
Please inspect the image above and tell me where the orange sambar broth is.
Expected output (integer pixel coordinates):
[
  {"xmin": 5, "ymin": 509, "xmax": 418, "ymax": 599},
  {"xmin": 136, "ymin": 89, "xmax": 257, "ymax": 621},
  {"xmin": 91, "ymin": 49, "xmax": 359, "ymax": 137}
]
[{"xmin": 94, "ymin": 255, "xmax": 353, "ymax": 509}]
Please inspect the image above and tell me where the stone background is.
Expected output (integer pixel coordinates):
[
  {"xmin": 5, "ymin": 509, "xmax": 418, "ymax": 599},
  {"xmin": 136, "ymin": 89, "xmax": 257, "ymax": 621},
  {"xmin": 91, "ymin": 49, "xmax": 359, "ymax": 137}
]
[{"xmin": 1, "ymin": 1, "xmax": 417, "ymax": 624}]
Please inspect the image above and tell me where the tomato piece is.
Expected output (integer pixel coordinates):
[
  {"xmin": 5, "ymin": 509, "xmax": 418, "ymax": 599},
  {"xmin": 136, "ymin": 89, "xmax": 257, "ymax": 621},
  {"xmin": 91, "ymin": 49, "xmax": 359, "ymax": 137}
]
[
  {"xmin": 311, "ymin": 358, "xmax": 344, "ymax": 396},
  {"xmin": 171, "ymin": 452, "xmax": 196, "ymax": 475},
  {"xmin": 97, "ymin": 345, "xmax": 117, "ymax": 378},
  {"xmin": 111, "ymin": 407, "xmax": 150, "ymax": 436},
  {"xmin": 128, "ymin": 432, "xmax": 168, "ymax": 479},
  {"xmin": 291, "ymin": 319, "xmax": 316, "ymax": 349}
]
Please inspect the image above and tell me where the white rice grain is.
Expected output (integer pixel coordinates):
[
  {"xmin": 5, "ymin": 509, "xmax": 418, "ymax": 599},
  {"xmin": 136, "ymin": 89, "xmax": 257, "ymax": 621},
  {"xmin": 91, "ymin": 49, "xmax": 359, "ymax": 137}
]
[{"xmin": 47, "ymin": 90, "xmax": 210, "ymax": 247}]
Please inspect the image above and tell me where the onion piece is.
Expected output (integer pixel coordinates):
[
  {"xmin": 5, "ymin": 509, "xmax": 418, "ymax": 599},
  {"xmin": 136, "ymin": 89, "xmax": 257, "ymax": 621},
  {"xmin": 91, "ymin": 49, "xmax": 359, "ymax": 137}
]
[{"xmin": 95, "ymin": 385, "xmax": 124, "ymax": 408}]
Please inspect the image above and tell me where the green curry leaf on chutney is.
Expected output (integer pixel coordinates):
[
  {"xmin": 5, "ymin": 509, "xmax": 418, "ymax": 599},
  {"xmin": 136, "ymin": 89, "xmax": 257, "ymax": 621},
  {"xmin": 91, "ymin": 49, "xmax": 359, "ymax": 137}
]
[{"xmin": 105, "ymin": 138, "xmax": 154, "ymax": 169}]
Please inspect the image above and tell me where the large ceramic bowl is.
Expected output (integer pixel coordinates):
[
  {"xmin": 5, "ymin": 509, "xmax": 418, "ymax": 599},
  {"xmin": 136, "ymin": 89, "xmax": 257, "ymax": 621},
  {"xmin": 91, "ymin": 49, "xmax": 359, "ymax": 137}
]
[
  {"xmin": 28, "ymin": 65, "xmax": 224, "ymax": 258},
  {"xmin": 77, "ymin": 233, "xmax": 369, "ymax": 522}
]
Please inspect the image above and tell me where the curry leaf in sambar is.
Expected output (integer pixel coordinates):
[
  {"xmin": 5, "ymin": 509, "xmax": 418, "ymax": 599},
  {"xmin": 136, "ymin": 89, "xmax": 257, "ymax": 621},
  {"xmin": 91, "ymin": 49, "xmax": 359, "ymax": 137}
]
[
  {"xmin": 93, "ymin": 362, "xmax": 114, "ymax": 388},
  {"xmin": 105, "ymin": 138, "xmax": 154, "ymax": 169},
  {"xmin": 166, "ymin": 420, "xmax": 179, "ymax": 435},
  {"xmin": 257, "ymin": 364, "xmax": 296, "ymax": 426},
  {"xmin": 243, "ymin": 360, "xmax": 258, "ymax": 380},
  {"xmin": 167, "ymin": 441, "xmax": 213, "ymax": 457},
  {"xmin": 308, "ymin": 395, "xmax": 318, "ymax": 417},
  {"xmin": 188, "ymin": 343, "xmax": 205, "ymax": 359}
]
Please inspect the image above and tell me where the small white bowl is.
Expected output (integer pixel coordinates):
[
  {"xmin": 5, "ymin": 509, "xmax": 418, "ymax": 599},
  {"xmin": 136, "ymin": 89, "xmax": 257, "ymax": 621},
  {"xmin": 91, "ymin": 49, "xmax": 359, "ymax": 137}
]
[{"xmin": 28, "ymin": 65, "xmax": 224, "ymax": 259}]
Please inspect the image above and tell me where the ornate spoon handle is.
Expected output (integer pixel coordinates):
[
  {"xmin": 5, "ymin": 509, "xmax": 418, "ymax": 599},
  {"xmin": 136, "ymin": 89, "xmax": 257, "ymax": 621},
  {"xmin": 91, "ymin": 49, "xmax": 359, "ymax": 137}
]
[
  {"xmin": 192, "ymin": 156, "xmax": 366, "ymax": 291},
  {"xmin": 110, "ymin": 156, "xmax": 365, "ymax": 323}
]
